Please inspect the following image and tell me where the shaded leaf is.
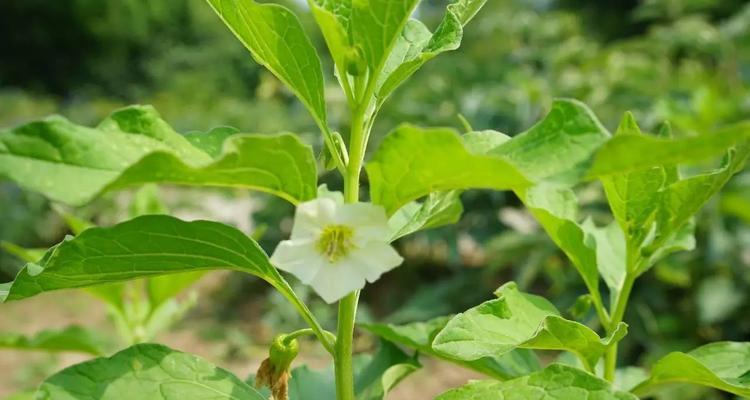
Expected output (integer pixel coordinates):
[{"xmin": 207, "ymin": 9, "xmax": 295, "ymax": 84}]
[
  {"xmin": 0, "ymin": 326, "xmax": 109, "ymax": 355},
  {"xmin": 518, "ymin": 184, "xmax": 605, "ymax": 314},
  {"xmin": 37, "ymin": 343, "xmax": 265, "ymax": 400},
  {"xmin": 388, "ymin": 191, "xmax": 463, "ymax": 241}
]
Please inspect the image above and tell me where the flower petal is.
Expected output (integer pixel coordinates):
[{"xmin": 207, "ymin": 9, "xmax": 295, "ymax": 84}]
[
  {"xmin": 336, "ymin": 203, "xmax": 391, "ymax": 243},
  {"xmin": 291, "ymin": 198, "xmax": 340, "ymax": 239},
  {"xmin": 348, "ymin": 242, "xmax": 404, "ymax": 283},
  {"xmin": 308, "ymin": 262, "xmax": 367, "ymax": 303},
  {"xmin": 270, "ymin": 239, "xmax": 325, "ymax": 284}
]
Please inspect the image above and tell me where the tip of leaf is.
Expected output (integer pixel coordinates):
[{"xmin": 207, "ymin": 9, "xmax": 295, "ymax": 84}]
[
  {"xmin": 657, "ymin": 121, "xmax": 673, "ymax": 138},
  {"xmin": 616, "ymin": 112, "xmax": 641, "ymax": 136}
]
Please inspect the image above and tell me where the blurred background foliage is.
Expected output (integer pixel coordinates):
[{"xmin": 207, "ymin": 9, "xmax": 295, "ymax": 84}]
[{"xmin": 1, "ymin": 0, "xmax": 749, "ymax": 398}]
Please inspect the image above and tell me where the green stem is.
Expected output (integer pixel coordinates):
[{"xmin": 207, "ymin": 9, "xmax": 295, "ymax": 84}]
[
  {"xmin": 273, "ymin": 277, "xmax": 335, "ymax": 355},
  {"xmin": 334, "ymin": 291, "xmax": 359, "ymax": 400},
  {"xmin": 333, "ymin": 91, "xmax": 371, "ymax": 400},
  {"xmin": 603, "ymin": 273, "xmax": 637, "ymax": 382}
]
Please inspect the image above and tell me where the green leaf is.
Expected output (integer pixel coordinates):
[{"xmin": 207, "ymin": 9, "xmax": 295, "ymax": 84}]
[
  {"xmin": 146, "ymin": 272, "xmax": 205, "ymax": 311},
  {"xmin": 581, "ymin": 219, "xmax": 627, "ymax": 304},
  {"xmin": 518, "ymin": 184, "xmax": 605, "ymax": 314},
  {"xmin": 432, "ymin": 282, "xmax": 627, "ymax": 373},
  {"xmin": 36, "ymin": 343, "xmax": 265, "ymax": 400},
  {"xmin": 352, "ymin": 0, "xmax": 421, "ymax": 78},
  {"xmin": 354, "ymin": 340, "xmax": 420, "ymax": 400},
  {"xmin": 586, "ymin": 121, "xmax": 750, "ymax": 179},
  {"xmin": 0, "ymin": 326, "xmax": 109, "ymax": 355},
  {"xmin": 307, "ymin": 0, "xmax": 352, "ymax": 84},
  {"xmin": 489, "ymin": 99, "xmax": 611, "ymax": 183},
  {"xmin": 205, "ymin": 0, "xmax": 328, "ymax": 130},
  {"xmin": 1, "ymin": 215, "xmax": 281, "ymax": 303},
  {"xmin": 367, "ymin": 125, "xmax": 528, "ymax": 214},
  {"xmin": 436, "ymin": 364, "xmax": 637, "ymax": 400},
  {"xmin": 388, "ymin": 191, "xmax": 463, "ymax": 241},
  {"xmin": 376, "ymin": 0, "xmax": 488, "ymax": 103},
  {"xmin": 0, "ymin": 106, "xmax": 318, "ymax": 205},
  {"xmin": 360, "ymin": 317, "xmax": 541, "ymax": 381},
  {"xmin": 601, "ymin": 115, "xmax": 749, "ymax": 275},
  {"xmin": 633, "ymin": 342, "xmax": 750, "ymax": 398}
]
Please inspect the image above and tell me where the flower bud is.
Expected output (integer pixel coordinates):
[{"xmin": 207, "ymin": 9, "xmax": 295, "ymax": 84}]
[{"xmin": 255, "ymin": 334, "xmax": 299, "ymax": 400}]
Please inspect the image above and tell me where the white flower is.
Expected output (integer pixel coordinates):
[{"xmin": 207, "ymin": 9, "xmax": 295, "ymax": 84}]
[{"xmin": 270, "ymin": 191, "xmax": 403, "ymax": 303}]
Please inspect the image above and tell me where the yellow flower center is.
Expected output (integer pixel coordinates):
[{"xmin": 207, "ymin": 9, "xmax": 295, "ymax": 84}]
[{"xmin": 316, "ymin": 225, "xmax": 355, "ymax": 262}]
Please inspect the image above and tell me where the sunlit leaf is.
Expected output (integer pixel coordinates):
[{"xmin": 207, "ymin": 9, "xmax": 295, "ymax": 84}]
[
  {"xmin": 433, "ymin": 282, "xmax": 627, "ymax": 372},
  {"xmin": 1, "ymin": 215, "xmax": 283, "ymax": 302},
  {"xmin": 361, "ymin": 316, "xmax": 540, "ymax": 381},
  {"xmin": 0, "ymin": 106, "xmax": 317, "ymax": 205},
  {"xmin": 205, "ymin": 0, "xmax": 328, "ymax": 130},
  {"xmin": 633, "ymin": 342, "xmax": 750, "ymax": 398},
  {"xmin": 377, "ymin": 0, "xmax": 488, "ymax": 104},
  {"xmin": 367, "ymin": 125, "xmax": 528, "ymax": 214},
  {"xmin": 36, "ymin": 343, "xmax": 265, "ymax": 400},
  {"xmin": 436, "ymin": 364, "xmax": 637, "ymax": 400}
]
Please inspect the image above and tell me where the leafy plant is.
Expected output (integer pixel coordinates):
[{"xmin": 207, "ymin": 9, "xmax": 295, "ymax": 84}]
[{"xmin": 1, "ymin": 1, "xmax": 749, "ymax": 400}]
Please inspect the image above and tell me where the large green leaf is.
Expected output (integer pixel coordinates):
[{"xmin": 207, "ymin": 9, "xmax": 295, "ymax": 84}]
[
  {"xmin": 376, "ymin": 0, "xmax": 488, "ymax": 104},
  {"xmin": 0, "ymin": 106, "xmax": 317, "ymax": 205},
  {"xmin": 432, "ymin": 282, "xmax": 627, "ymax": 373},
  {"xmin": 0, "ymin": 326, "xmax": 109, "ymax": 355},
  {"xmin": 488, "ymin": 99, "xmax": 611, "ymax": 183},
  {"xmin": 1, "ymin": 215, "xmax": 282, "ymax": 302},
  {"xmin": 360, "ymin": 316, "xmax": 541, "ymax": 381},
  {"xmin": 36, "ymin": 343, "xmax": 265, "ymax": 400},
  {"xmin": 632, "ymin": 342, "xmax": 750, "ymax": 398},
  {"xmin": 366, "ymin": 125, "xmax": 528, "ymax": 214},
  {"xmin": 205, "ymin": 0, "xmax": 328, "ymax": 130},
  {"xmin": 436, "ymin": 364, "xmax": 637, "ymax": 400}
]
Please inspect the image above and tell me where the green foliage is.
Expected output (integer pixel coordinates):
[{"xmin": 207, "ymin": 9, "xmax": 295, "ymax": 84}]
[
  {"xmin": 361, "ymin": 317, "xmax": 541, "ymax": 381},
  {"xmin": 0, "ymin": 215, "xmax": 280, "ymax": 302},
  {"xmin": 0, "ymin": 326, "xmax": 109, "ymax": 355},
  {"xmin": 0, "ymin": 106, "xmax": 318, "ymax": 205},
  {"xmin": 37, "ymin": 343, "xmax": 265, "ymax": 400},
  {"xmin": 1, "ymin": 0, "xmax": 750, "ymax": 399},
  {"xmin": 633, "ymin": 342, "xmax": 750, "ymax": 397},
  {"xmin": 433, "ymin": 282, "xmax": 626, "ymax": 373},
  {"xmin": 436, "ymin": 364, "xmax": 637, "ymax": 400}
]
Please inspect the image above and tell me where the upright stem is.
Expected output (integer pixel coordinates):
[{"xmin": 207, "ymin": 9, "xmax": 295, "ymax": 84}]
[
  {"xmin": 334, "ymin": 102, "xmax": 368, "ymax": 400},
  {"xmin": 603, "ymin": 273, "xmax": 637, "ymax": 382}
]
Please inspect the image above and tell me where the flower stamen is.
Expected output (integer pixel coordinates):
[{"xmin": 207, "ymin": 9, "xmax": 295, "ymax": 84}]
[{"xmin": 316, "ymin": 224, "xmax": 355, "ymax": 262}]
